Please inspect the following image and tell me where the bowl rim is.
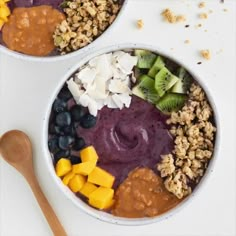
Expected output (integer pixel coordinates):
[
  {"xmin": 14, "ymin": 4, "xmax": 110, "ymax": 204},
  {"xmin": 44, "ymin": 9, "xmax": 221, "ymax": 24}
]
[
  {"xmin": 42, "ymin": 43, "xmax": 220, "ymax": 226},
  {"xmin": 0, "ymin": 0, "xmax": 128, "ymax": 62}
]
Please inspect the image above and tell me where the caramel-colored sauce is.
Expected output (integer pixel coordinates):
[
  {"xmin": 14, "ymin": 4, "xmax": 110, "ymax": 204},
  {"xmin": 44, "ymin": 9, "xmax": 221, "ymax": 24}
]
[
  {"xmin": 112, "ymin": 168, "xmax": 182, "ymax": 218},
  {"xmin": 2, "ymin": 6, "xmax": 65, "ymax": 56}
]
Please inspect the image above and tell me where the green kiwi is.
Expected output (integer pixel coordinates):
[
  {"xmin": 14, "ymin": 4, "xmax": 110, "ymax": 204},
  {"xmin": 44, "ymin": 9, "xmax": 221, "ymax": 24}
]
[
  {"xmin": 156, "ymin": 93, "xmax": 187, "ymax": 114},
  {"xmin": 134, "ymin": 49, "xmax": 157, "ymax": 69},
  {"xmin": 171, "ymin": 67, "xmax": 193, "ymax": 94},
  {"xmin": 132, "ymin": 75, "xmax": 159, "ymax": 104},
  {"xmin": 155, "ymin": 67, "xmax": 179, "ymax": 97},
  {"xmin": 148, "ymin": 56, "xmax": 165, "ymax": 78}
]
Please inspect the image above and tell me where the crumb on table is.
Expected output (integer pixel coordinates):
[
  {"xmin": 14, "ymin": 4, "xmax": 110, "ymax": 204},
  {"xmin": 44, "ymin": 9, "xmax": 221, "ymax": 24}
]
[
  {"xmin": 200, "ymin": 49, "xmax": 211, "ymax": 60},
  {"xmin": 198, "ymin": 2, "xmax": 206, "ymax": 8},
  {"xmin": 162, "ymin": 8, "xmax": 186, "ymax": 23},
  {"xmin": 199, "ymin": 12, "xmax": 208, "ymax": 19},
  {"xmin": 137, "ymin": 19, "xmax": 144, "ymax": 29}
]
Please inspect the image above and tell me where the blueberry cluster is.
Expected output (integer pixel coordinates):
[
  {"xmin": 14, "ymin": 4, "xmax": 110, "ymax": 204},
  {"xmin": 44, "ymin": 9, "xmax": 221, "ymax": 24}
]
[{"xmin": 48, "ymin": 86, "xmax": 97, "ymax": 165}]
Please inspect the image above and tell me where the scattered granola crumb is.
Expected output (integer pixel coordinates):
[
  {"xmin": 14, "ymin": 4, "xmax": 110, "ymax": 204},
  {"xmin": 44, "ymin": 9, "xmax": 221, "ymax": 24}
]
[
  {"xmin": 197, "ymin": 61, "xmax": 202, "ymax": 65},
  {"xmin": 162, "ymin": 8, "xmax": 186, "ymax": 23},
  {"xmin": 185, "ymin": 24, "xmax": 190, "ymax": 28},
  {"xmin": 198, "ymin": 2, "xmax": 206, "ymax": 8},
  {"xmin": 157, "ymin": 83, "xmax": 216, "ymax": 199},
  {"xmin": 199, "ymin": 13, "xmax": 208, "ymax": 19},
  {"xmin": 223, "ymin": 8, "xmax": 228, "ymax": 12},
  {"xmin": 209, "ymin": 9, "xmax": 213, "ymax": 14},
  {"xmin": 176, "ymin": 15, "xmax": 186, "ymax": 22},
  {"xmin": 184, "ymin": 39, "xmax": 190, "ymax": 44},
  {"xmin": 195, "ymin": 23, "xmax": 202, "ymax": 29},
  {"xmin": 137, "ymin": 19, "xmax": 144, "ymax": 29},
  {"xmin": 200, "ymin": 49, "xmax": 211, "ymax": 60},
  {"xmin": 204, "ymin": 29, "xmax": 208, "ymax": 32}
]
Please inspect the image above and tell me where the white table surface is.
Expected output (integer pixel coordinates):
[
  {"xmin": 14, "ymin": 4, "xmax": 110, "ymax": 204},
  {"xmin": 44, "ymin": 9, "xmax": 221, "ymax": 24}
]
[{"xmin": 0, "ymin": 0, "xmax": 236, "ymax": 235}]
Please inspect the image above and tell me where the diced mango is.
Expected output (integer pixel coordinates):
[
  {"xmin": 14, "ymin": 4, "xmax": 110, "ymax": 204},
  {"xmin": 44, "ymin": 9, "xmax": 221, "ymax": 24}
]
[
  {"xmin": 0, "ymin": 19, "xmax": 4, "ymax": 29},
  {"xmin": 68, "ymin": 174, "xmax": 86, "ymax": 192},
  {"xmin": 88, "ymin": 187, "xmax": 114, "ymax": 209},
  {"xmin": 79, "ymin": 182, "xmax": 97, "ymax": 198},
  {"xmin": 62, "ymin": 172, "xmax": 74, "ymax": 185},
  {"xmin": 72, "ymin": 161, "xmax": 96, "ymax": 176},
  {"xmin": 88, "ymin": 167, "xmax": 115, "ymax": 188},
  {"xmin": 56, "ymin": 158, "xmax": 72, "ymax": 177},
  {"xmin": 103, "ymin": 199, "xmax": 115, "ymax": 210},
  {"xmin": 80, "ymin": 146, "xmax": 99, "ymax": 163}
]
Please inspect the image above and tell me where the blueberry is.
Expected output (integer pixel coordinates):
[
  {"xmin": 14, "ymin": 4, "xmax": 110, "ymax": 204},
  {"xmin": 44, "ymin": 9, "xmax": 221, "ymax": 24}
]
[
  {"xmin": 56, "ymin": 112, "xmax": 71, "ymax": 127},
  {"xmin": 58, "ymin": 135, "xmax": 75, "ymax": 150},
  {"xmin": 53, "ymin": 98, "xmax": 67, "ymax": 113},
  {"xmin": 62, "ymin": 125, "xmax": 76, "ymax": 136},
  {"xmin": 73, "ymin": 137, "xmax": 85, "ymax": 151},
  {"xmin": 58, "ymin": 87, "xmax": 72, "ymax": 101},
  {"xmin": 48, "ymin": 137, "xmax": 59, "ymax": 153},
  {"xmin": 54, "ymin": 150, "xmax": 70, "ymax": 163},
  {"xmin": 80, "ymin": 114, "xmax": 97, "ymax": 129},
  {"xmin": 69, "ymin": 155, "xmax": 81, "ymax": 165},
  {"xmin": 49, "ymin": 124, "xmax": 62, "ymax": 135},
  {"xmin": 70, "ymin": 105, "xmax": 86, "ymax": 122}
]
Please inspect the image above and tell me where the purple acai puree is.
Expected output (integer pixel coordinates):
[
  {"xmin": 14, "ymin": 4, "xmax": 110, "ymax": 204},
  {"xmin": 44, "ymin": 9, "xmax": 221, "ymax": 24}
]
[
  {"xmin": 8, "ymin": 0, "xmax": 63, "ymax": 10},
  {"xmin": 77, "ymin": 96, "xmax": 174, "ymax": 188}
]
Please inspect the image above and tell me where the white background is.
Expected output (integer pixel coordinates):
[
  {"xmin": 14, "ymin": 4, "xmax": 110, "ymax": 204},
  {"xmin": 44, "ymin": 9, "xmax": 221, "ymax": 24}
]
[{"xmin": 0, "ymin": 0, "xmax": 236, "ymax": 235}]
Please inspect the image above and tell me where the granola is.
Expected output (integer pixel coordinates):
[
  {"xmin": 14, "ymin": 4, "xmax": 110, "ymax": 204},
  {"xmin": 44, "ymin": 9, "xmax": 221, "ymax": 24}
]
[
  {"xmin": 53, "ymin": 0, "xmax": 120, "ymax": 54},
  {"xmin": 161, "ymin": 8, "xmax": 186, "ymax": 24},
  {"xmin": 157, "ymin": 83, "xmax": 216, "ymax": 199}
]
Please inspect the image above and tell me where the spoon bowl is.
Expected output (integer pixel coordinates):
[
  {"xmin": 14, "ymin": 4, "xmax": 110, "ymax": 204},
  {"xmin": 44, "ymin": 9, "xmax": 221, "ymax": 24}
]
[{"xmin": 0, "ymin": 130, "xmax": 67, "ymax": 236}]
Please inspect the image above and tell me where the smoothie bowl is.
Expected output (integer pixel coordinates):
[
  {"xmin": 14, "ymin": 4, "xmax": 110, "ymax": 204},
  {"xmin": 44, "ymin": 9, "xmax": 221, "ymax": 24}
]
[
  {"xmin": 44, "ymin": 44, "xmax": 219, "ymax": 225},
  {"xmin": 0, "ymin": 0, "xmax": 126, "ymax": 59}
]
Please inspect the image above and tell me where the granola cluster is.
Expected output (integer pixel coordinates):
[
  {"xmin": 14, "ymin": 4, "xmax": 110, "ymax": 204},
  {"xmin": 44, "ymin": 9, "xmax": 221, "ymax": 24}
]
[
  {"xmin": 161, "ymin": 8, "xmax": 186, "ymax": 23},
  {"xmin": 157, "ymin": 83, "xmax": 216, "ymax": 199},
  {"xmin": 53, "ymin": 0, "xmax": 120, "ymax": 54}
]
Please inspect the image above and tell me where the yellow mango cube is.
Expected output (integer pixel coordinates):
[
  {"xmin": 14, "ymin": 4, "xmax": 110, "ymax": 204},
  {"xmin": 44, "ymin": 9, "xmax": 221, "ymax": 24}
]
[
  {"xmin": 68, "ymin": 174, "xmax": 86, "ymax": 192},
  {"xmin": 103, "ymin": 199, "xmax": 115, "ymax": 210},
  {"xmin": 0, "ymin": 5, "xmax": 10, "ymax": 20},
  {"xmin": 72, "ymin": 161, "xmax": 96, "ymax": 176},
  {"xmin": 88, "ymin": 167, "xmax": 115, "ymax": 188},
  {"xmin": 0, "ymin": 19, "xmax": 4, "ymax": 29},
  {"xmin": 79, "ymin": 182, "xmax": 97, "ymax": 198},
  {"xmin": 88, "ymin": 187, "xmax": 114, "ymax": 209},
  {"xmin": 56, "ymin": 158, "xmax": 72, "ymax": 177},
  {"xmin": 80, "ymin": 146, "xmax": 99, "ymax": 163},
  {"xmin": 62, "ymin": 172, "xmax": 74, "ymax": 185}
]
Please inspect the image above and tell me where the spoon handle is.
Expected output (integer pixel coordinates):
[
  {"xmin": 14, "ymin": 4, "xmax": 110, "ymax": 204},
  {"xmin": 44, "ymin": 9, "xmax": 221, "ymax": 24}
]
[{"xmin": 25, "ymin": 170, "xmax": 67, "ymax": 236}]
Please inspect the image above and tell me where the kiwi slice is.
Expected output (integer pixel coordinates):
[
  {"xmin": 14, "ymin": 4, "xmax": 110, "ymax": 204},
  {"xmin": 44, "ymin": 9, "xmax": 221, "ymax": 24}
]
[
  {"xmin": 134, "ymin": 49, "xmax": 157, "ymax": 69},
  {"xmin": 132, "ymin": 75, "xmax": 159, "ymax": 104},
  {"xmin": 171, "ymin": 67, "xmax": 193, "ymax": 94},
  {"xmin": 148, "ymin": 56, "xmax": 165, "ymax": 78},
  {"xmin": 156, "ymin": 93, "xmax": 187, "ymax": 114},
  {"xmin": 155, "ymin": 67, "xmax": 179, "ymax": 97}
]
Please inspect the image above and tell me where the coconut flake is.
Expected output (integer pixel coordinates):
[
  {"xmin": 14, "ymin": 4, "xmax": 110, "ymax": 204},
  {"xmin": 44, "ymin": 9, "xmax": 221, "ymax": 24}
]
[
  {"xmin": 108, "ymin": 79, "xmax": 131, "ymax": 94},
  {"xmin": 67, "ymin": 78, "xmax": 84, "ymax": 103},
  {"xmin": 95, "ymin": 54, "xmax": 113, "ymax": 80},
  {"xmin": 88, "ymin": 98, "xmax": 98, "ymax": 116},
  {"xmin": 117, "ymin": 53, "xmax": 138, "ymax": 74},
  {"xmin": 116, "ymin": 93, "xmax": 132, "ymax": 108},
  {"xmin": 112, "ymin": 94, "xmax": 124, "ymax": 110},
  {"xmin": 75, "ymin": 67, "xmax": 97, "ymax": 86},
  {"xmin": 67, "ymin": 51, "xmax": 138, "ymax": 116}
]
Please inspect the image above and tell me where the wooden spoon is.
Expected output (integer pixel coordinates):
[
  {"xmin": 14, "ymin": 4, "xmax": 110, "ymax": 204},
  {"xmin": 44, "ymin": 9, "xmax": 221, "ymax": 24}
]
[{"xmin": 0, "ymin": 130, "xmax": 67, "ymax": 236}]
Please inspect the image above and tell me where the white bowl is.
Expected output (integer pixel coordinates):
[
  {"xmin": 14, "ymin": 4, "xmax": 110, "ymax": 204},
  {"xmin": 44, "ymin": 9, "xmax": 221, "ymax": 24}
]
[
  {"xmin": 43, "ymin": 43, "xmax": 220, "ymax": 225},
  {"xmin": 0, "ymin": 0, "xmax": 128, "ymax": 62}
]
